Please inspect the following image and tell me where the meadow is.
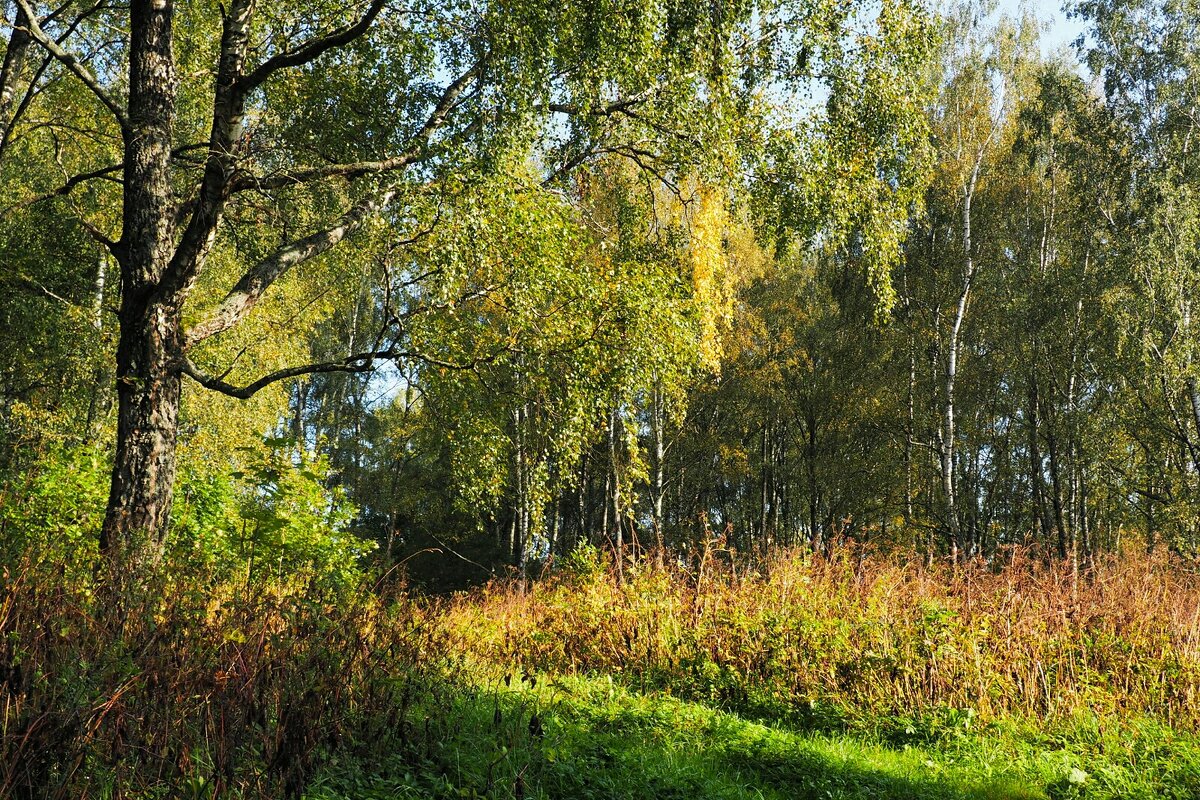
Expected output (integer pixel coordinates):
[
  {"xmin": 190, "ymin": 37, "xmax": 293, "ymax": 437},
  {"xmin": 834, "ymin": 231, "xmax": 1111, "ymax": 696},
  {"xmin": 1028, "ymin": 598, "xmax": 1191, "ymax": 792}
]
[{"xmin": 4, "ymin": 544, "xmax": 1200, "ymax": 798}]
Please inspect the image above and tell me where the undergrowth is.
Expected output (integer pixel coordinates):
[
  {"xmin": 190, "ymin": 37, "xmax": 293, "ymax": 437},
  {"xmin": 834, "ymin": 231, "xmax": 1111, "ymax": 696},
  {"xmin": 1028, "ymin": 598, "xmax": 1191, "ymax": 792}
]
[
  {"xmin": 4, "ymin": 540, "xmax": 1200, "ymax": 798},
  {"xmin": 443, "ymin": 545, "xmax": 1200, "ymax": 730},
  {"xmin": 0, "ymin": 557, "xmax": 445, "ymax": 799}
]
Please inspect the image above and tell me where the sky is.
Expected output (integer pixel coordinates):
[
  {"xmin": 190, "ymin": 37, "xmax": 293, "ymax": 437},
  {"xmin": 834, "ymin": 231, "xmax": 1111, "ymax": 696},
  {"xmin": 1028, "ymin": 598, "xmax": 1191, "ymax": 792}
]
[{"xmin": 997, "ymin": 0, "xmax": 1089, "ymax": 57}]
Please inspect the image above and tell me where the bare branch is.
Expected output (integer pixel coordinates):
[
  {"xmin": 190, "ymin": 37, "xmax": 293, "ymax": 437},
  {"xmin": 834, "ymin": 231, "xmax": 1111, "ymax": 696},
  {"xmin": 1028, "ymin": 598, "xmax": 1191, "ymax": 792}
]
[
  {"xmin": 182, "ymin": 350, "xmax": 388, "ymax": 399},
  {"xmin": 13, "ymin": 0, "xmax": 128, "ymax": 131},
  {"xmin": 239, "ymin": 0, "xmax": 387, "ymax": 92},
  {"xmin": 181, "ymin": 346, "xmax": 487, "ymax": 399}
]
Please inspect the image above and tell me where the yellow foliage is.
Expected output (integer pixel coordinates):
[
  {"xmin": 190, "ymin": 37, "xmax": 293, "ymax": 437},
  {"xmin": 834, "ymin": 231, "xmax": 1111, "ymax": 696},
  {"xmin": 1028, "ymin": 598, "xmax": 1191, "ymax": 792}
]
[
  {"xmin": 689, "ymin": 187, "xmax": 734, "ymax": 374},
  {"xmin": 688, "ymin": 186, "xmax": 769, "ymax": 374}
]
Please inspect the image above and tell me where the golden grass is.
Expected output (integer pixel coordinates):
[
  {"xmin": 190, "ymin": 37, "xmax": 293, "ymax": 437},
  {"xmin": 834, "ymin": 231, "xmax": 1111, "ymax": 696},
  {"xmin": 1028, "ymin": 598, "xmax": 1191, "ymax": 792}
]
[{"xmin": 441, "ymin": 546, "xmax": 1200, "ymax": 728}]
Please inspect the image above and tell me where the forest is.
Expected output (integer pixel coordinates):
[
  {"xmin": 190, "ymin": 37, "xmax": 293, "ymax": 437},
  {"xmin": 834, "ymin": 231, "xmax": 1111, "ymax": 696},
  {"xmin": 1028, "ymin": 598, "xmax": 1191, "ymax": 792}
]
[{"xmin": 2, "ymin": 0, "xmax": 1200, "ymax": 797}]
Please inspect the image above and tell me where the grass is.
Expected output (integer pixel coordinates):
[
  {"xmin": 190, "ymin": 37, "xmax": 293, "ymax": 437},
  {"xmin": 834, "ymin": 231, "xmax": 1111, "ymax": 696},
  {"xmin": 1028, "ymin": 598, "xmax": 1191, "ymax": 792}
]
[
  {"xmin": 307, "ymin": 672, "xmax": 1200, "ymax": 799},
  {"xmin": 5, "ymin": 544, "xmax": 1200, "ymax": 797},
  {"xmin": 440, "ymin": 546, "xmax": 1200, "ymax": 728}
]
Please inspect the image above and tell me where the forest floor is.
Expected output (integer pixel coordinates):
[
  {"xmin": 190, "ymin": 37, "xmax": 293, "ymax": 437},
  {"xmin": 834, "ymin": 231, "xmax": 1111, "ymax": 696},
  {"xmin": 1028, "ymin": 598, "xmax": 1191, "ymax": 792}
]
[
  {"xmin": 308, "ymin": 671, "xmax": 1200, "ymax": 799},
  {"xmin": 304, "ymin": 549, "xmax": 1200, "ymax": 799}
]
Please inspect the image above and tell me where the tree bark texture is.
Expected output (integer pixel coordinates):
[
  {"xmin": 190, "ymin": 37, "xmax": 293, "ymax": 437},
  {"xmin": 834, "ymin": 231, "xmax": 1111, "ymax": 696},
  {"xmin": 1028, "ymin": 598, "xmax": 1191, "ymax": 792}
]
[{"xmin": 100, "ymin": 0, "xmax": 179, "ymax": 560}]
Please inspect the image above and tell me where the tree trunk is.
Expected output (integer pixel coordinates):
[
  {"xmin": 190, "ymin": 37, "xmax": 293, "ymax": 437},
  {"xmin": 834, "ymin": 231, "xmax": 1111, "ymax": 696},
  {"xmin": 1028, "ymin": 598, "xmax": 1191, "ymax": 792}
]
[
  {"xmin": 1026, "ymin": 375, "xmax": 1046, "ymax": 546},
  {"xmin": 759, "ymin": 421, "xmax": 769, "ymax": 546},
  {"xmin": 806, "ymin": 409, "xmax": 821, "ymax": 554},
  {"xmin": 0, "ymin": 2, "xmax": 32, "ymax": 156},
  {"xmin": 942, "ymin": 161, "xmax": 984, "ymax": 565},
  {"xmin": 1044, "ymin": 406, "xmax": 1069, "ymax": 560},
  {"xmin": 904, "ymin": 313, "xmax": 916, "ymax": 527},
  {"xmin": 100, "ymin": 298, "xmax": 183, "ymax": 561},
  {"xmin": 577, "ymin": 451, "xmax": 588, "ymax": 550},
  {"xmin": 512, "ymin": 404, "xmax": 527, "ymax": 574},
  {"xmin": 100, "ymin": 0, "xmax": 179, "ymax": 563},
  {"xmin": 650, "ymin": 384, "xmax": 666, "ymax": 548},
  {"xmin": 84, "ymin": 253, "xmax": 111, "ymax": 437},
  {"xmin": 608, "ymin": 408, "xmax": 623, "ymax": 579}
]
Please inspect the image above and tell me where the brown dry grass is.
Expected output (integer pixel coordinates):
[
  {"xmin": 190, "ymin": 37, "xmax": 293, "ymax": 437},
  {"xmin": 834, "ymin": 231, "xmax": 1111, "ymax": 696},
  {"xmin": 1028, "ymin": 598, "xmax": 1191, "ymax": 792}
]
[
  {"xmin": 0, "ymin": 560, "xmax": 445, "ymax": 799},
  {"xmin": 442, "ymin": 546, "xmax": 1200, "ymax": 729}
]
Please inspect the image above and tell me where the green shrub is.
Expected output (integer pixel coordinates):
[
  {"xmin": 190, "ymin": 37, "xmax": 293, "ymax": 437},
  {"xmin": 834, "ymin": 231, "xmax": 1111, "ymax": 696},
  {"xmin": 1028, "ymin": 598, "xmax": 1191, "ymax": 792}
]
[{"xmin": 0, "ymin": 444, "xmax": 107, "ymax": 576}]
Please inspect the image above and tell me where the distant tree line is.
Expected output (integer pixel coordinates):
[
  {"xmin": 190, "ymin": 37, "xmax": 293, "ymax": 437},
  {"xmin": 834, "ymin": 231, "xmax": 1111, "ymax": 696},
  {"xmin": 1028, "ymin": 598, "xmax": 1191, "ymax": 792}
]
[{"xmin": 2, "ymin": 0, "xmax": 1198, "ymax": 587}]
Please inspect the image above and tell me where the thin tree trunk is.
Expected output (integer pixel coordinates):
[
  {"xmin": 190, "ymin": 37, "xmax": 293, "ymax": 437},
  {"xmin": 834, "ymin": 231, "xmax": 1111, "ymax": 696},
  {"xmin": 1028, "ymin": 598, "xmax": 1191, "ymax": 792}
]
[
  {"xmin": 513, "ymin": 404, "xmax": 527, "ymax": 575},
  {"xmin": 1027, "ymin": 375, "xmax": 1046, "ymax": 547},
  {"xmin": 940, "ymin": 116, "xmax": 997, "ymax": 565},
  {"xmin": 651, "ymin": 383, "xmax": 666, "ymax": 548},
  {"xmin": 806, "ymin": 410, "xmax": 820, "ymax": 554},
  {"xmin": 1044, "ymin": 407, "xmax": 1069, "ymax": 560},
  {"xmin": 84, "ymin": 253, "xmax": 110, "ymax": 436},
  {"xmin": 905, "ymin": 314, "xmax": 916, "ymax": 527},
  {"xmin": 577, "ymin": 451, "xmax": 588, "ymax": 550},
  {"xmin": 292, "ymin": 379, "xmax": 307, "ymax": 450},
  {"xmin": 601, "ymin": 438, "xmax": 611, "ymax": 547},
  {"xmin": 759, "ymin": 420, "xmax": 769, "ymax": 546},
  {"xmin": 548, "ymin": 492, "xmax": 561, "ymax": 560},
  {"xmin": 608, "ymin": 408, "xmax": 623, "ymax": 580},
  {"xmin": 1187, "ymin": 378, "xmax": 1200, "ymax": 474}
]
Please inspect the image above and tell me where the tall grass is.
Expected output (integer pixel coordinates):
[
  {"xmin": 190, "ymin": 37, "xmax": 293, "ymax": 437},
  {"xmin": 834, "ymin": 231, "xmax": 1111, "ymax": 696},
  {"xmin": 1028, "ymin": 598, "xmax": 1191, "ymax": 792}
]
[
  {"xmin": 0, "ymin": 559, "xmax": 446, "ymax": 799},
  {"xmin": 6, "ymin": 542, "xmax": 1200, "ymax": 797},
  {"xmin": 442, "ymin": 546, "xmax": 1200, "ymax": 731}
]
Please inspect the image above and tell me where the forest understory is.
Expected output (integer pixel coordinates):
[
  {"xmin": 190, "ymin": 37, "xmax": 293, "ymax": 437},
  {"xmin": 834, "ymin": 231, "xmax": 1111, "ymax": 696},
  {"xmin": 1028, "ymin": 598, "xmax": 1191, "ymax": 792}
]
[{"xmin": 3, "ymin": 545, "xmax": 1200, "ymax": 798}]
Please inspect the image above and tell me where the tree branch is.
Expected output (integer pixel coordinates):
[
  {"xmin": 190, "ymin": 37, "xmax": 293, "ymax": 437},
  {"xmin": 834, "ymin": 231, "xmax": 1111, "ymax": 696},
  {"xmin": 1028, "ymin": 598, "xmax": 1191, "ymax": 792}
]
[
  {"xmin": 0, "ymin": 160, "xmax": 120, "ymax": 217},
  {"xmin": 184, "ymin": 182, "xmax": 401, "ymax": 348},
  {"xmin": 6, "ymin": 273, "xmax": 77, "ymax": 307},
  {"xmin": 0, "ymin": 0, "xmax": 108, "ymax": 161},
  {"xmin": 184, "ymin": 62, "xmax": 482, "ymax": 348},
  {"xmin": 228, "ymin": 61, "xmax": 482, "ymax": 193},
  {"xmin": 239, "ymin": 0, "xmax": 387, "ymax": 92},
  {"xmin": 181, "ymin": 346, "xmax": 487, "ymax": 399},
  {"xmin": 182, "ymin": 350, "xmax": 389, "ymax": 399},
  {"xmin": 0, "ymin": 143, "xmax": 207, "ymax": 221},
  {"xmin": 542, "ymin": 86, "xmax": 658, "ymax": 118},
  {"xmin": 0, "ymin": 3, "xmax": 33, "ymax": 140},
  {"xmin": 159, "ymin": 0, "xmax": 257, "ymax": 299},
  {"xmin": 13, "ymin": 0, "xmax": 128, "ymax": 131}
]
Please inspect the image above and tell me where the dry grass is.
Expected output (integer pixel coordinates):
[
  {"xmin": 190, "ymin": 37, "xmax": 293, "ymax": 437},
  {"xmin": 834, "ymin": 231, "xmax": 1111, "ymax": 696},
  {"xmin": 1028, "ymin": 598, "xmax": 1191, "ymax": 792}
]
[
  {"xmin": 0, "ymin": 560, "xmax": 446, "ymax": 799},
  {"xmin": 442, "ymin": 546, "xmax": 1200, "ymax": 729},
  {"xmin": 6, "ymin": 542, "xmax": 1200, "ymax": 798}
]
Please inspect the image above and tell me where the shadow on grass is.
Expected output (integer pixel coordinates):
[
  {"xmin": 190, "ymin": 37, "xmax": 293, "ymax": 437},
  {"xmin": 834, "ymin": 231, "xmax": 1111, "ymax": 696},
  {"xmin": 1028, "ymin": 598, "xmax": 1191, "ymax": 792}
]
[{"xmin": 356, "ymin": 678, "xmax": 1043, "ymax": 800}]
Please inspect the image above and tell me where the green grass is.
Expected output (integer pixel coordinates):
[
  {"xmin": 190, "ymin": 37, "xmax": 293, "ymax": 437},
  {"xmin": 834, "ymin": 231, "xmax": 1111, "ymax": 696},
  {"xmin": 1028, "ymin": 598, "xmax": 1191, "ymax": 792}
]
[{"xmin": 305, "ymin": 673, "xmax": 1200, "ymax": 800}]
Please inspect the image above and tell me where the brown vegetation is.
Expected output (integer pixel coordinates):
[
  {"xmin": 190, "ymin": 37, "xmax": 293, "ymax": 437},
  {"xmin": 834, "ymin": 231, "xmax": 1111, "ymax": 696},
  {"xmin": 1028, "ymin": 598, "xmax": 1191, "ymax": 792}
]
[{"xmin": 445, "ymin": 546, "xmax": 1200, "ymax": 729}]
